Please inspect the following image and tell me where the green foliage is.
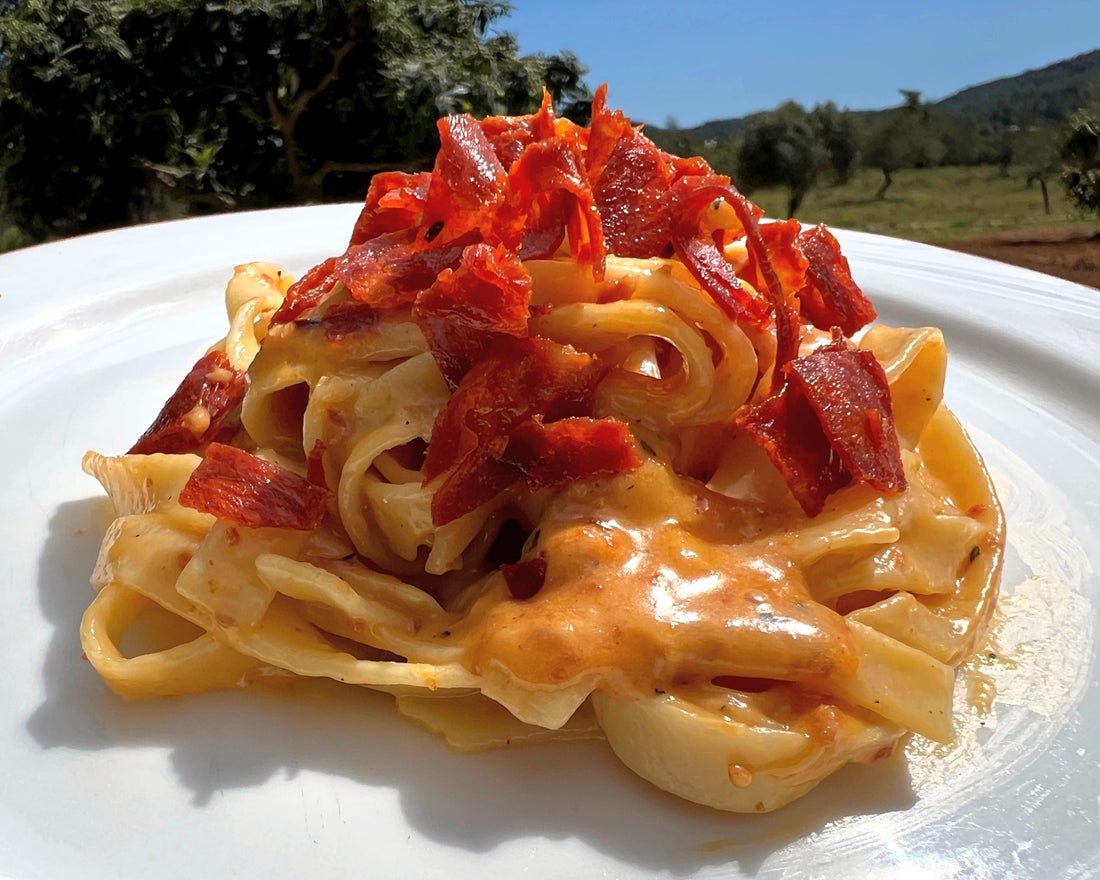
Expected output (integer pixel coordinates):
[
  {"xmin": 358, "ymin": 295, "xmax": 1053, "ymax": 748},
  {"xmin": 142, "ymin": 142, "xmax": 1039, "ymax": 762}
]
[
  {"xmin": 862, "ymin": 92, "xmax": 947, "ymax": 198},
  {"xmin": 935, "ymin": 113, "xmax": 1004, "ymax": 167},
  {"xmin": 1059, "ymin": 107, "xmax": 1100, "ymax": 214},
  {"xmin": 1010, "ymin": 125, "xmax": 1062, "ymax": 214},
  {"xmin": 734, "ymin": 102, "xmax": 859, "ymax": 218},
  {"xmin": 1, "ymin": 0, "xmax": 141, "ymax": 240},
  {"xmin": 698, "ymin": 137, "xmax": 741, "ymax": 181},
  {"xmin": 808, "ymin": 102, "xmax": 858, "ymax": 184},
  {"xmin": 0, "ymin": 0, "xmax": 590, "ymax": 243},
  {"xmin": 736, "ymin": 102, "xmax": 828, "ymax": 217}
]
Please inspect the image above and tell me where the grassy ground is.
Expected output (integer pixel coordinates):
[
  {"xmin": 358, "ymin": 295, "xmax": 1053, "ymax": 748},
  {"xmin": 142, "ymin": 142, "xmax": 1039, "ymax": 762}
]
[{"xmin": 747, "ymin": 165, "xmax": 1099, "ymax": 243}]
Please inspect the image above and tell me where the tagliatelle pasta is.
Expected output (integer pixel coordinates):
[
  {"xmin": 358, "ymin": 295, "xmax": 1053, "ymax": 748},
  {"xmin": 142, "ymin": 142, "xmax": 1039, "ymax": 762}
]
[{"xmin": 80, "ymin": 87, "xmax": 1004, "ymax": 813}]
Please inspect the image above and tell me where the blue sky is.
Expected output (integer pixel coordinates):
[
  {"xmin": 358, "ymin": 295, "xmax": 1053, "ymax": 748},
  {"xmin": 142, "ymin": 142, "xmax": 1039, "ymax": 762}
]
[{"xmin": 499, "ymin": 1, "xmax": 1100, "ymax": 127}]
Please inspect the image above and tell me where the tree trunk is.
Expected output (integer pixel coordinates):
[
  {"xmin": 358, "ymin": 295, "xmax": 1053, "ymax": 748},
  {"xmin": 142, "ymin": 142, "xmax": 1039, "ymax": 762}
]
[
  {"xmin": 875, "ymin": 167, "xmax": 892, "ymax": 200},
  {"xmin": 787, "ymin": 189, "xmax": 805, "ymax": 219},
  {"xmin": 265, "ymin": 39, "xmax": 357, "ymax": 204},
  {"xmin": 1027, "ymin": 172, "xmax": 1052, "ymax": 215}
]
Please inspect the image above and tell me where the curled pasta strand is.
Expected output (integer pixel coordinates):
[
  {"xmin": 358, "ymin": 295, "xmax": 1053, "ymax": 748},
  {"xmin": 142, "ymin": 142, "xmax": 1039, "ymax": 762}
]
[
  {"xmin": 615, "ymin": 258, "xmax": 758, "ymax": 424},
  {"xmin": 218, "ymin": 597, "xmax": 480, "ymax": 692},
  {"xmin": 532, "ymin": 300, "xmax": 715, "ymax": 430},
  {"xmin": 338, "ymin": 421, "xmax": 424, "ymax": 564},
  {"xmin": 80, "ymin": 581, "xmax": 267, "ymax": 698},
  {"xmin": 254, "ymin": 554, "xmax": 464, "ymax": 664}
]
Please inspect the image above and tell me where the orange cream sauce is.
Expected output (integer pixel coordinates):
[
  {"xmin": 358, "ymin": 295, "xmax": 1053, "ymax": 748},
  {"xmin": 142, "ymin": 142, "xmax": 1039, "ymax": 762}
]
[{"xmin": 447, "ymin": 461, "xmax": 857, "ymax": 698}]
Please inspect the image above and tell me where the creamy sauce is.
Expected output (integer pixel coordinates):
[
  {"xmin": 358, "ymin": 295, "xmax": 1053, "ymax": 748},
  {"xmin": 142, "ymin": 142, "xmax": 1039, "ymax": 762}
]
[
  {"xmin": 449, "ymin": 462, "xmax": 857, "ymax": 698},
  {"xmin": 965, "ymin": 667, "xmax": 998, "ymax": 715}
]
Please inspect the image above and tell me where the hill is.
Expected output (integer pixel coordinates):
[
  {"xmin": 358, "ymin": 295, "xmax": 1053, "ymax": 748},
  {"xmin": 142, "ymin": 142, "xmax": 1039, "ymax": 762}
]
[
  {"xmin": 935, "ymin": 49, "xmax": 1100, "ymax": 126},
  {"xmin": 646, "ymin": 48, "xmax": 1100, "ymax": 143}
]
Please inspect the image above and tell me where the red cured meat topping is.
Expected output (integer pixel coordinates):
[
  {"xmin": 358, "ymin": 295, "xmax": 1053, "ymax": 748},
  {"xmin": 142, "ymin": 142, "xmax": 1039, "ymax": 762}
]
[
  {"xmin": 423, "ymin": 336, "xmax": 634, "ymax": 524},
  {"xmin": 789, "ymin": 337, "xmax": 906, "ymax": 494},
  {"xmin": 128, "ymin": 350, "xmax": 247, "ymax": 455},
  {"xmin": 478, "ymin": 91, "xmax": 558, "ymax": 170},
  {"xmin": 413, "ymin": 243, "xmax": 533, "ymax": 389},
  {"xmin": 179, "ymin": 443, "xmax": 329, "ymax": 530},
  {"xmin": 503, "ymin": 416, "xmax": 641, "ymax": 489},
  {"xmin": 349, "ymin": 171, "xmax": 432, "ymax": 246},
  {"xmin": 506, "ymin": 137, "xmax": 606, "ymax": 277},
  {"xmin": 795, "ymin": 225, "xmax": 877, "ymax": 335},
  {"xmin": 501, "ymin": 553, "xmax": 548, "ymax": 600},
  {"xmin": 735, "ymin": 376, "xmax": 851, "ymax": 517},
  {"xmin": 335, "ymin": 230, "xmax": 476, "ymax": 310},
  {"xmin": 588, "ymin": 89, "xmax": 675, "ymax": 259},
  {"xmin": 736, "ymin": 337, "xmax": 906, "ymax": 515},
  {"xmin": 269, "ymin": 256, "xmax": 341, "ymax": 326},
  {"xmin": 198, "ymin": 88, "xmax": 905, "ymax": 523},
  {"xmin": 669, "ymin": 177, "xmax": 771, "ymax": 325},
  {"xmin": 423, "ymin": 113, "xmax": 508, "ymax": 242}
]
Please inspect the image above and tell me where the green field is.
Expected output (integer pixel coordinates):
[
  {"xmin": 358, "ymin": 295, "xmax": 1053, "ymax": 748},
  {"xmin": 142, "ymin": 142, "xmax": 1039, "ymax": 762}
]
[{"xmin": 745, "ymin": 165, "xmax": 1099, "ymax": 243}]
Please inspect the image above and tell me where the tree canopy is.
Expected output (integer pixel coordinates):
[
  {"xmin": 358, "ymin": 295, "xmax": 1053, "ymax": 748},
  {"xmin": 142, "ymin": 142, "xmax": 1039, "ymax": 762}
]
[
  {"xmin": 734, "ymin": 102, "xmax": 857, "ymax": 218},
  {"xmin": 1060, "ymin": 107, "xmax": 1100, "ymax": 214},
  {"xmin": 0, "ymin": 0, "xmax": 590, "ymax": 243},
  {"xmin": 862, "ymin": 91, "xmax": 946, "ymax": 199}
]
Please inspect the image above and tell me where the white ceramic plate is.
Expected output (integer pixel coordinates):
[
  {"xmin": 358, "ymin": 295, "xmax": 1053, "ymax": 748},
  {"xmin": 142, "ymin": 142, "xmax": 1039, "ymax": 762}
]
[{"xmin": 1, "ymin": 206, "xmax": 1097, "ymax": 880}]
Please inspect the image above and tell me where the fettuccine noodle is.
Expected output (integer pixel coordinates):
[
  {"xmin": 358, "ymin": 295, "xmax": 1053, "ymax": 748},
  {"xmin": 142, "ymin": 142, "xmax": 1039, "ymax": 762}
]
[{"xmin": 80, "ymin": 89, "xmax": 1003, "ymax": 813}]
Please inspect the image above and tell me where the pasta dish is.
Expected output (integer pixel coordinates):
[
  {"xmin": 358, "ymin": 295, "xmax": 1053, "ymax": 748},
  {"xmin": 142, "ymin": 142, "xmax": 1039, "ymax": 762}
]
[{"xmin": 80, "ymin": 87, "xmax": 1004, "ymax": 813}]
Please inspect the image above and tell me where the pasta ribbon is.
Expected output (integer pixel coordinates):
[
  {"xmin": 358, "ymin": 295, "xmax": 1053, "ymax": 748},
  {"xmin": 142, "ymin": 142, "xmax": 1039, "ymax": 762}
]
[{"xmin": 80, "ymin": 92, "xmax": 1003, "ymax": 813}]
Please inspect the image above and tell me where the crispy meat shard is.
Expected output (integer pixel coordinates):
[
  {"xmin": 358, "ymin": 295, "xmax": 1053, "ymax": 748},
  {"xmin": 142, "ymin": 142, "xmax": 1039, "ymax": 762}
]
[
  {"xmin": 506, "ymin": 137, "xmax": 606, "ymax": 276},
  {"xmin": 477, "ymin": 91, "xmax": 557, "ymax": 169},
  {"xmin": 670, "ymin": 176, "xmax": 771, "ymax": 325},
  {"xmin": 336, "ymin": 231, "xmax": 477, "ymax": 310},
  {"xmin": 179, "ymin": 443, "xmax": 329, "ymax": 530},
  {"xmin": 349, "ymin": 171, "xmax": 432, "ymax": 246},
  {"xmin": 789, "ymin": 337, "xmax": 906, "ymax": 494},
  {"xmin": 128, "ymin": 350, "xmax": 246, "ymax": 455},
  {"xmin": 422, "ymin": 336, "xmax": 637, "ymax": 525},
  {"xmin": 736, "ymin": 336, "xmax": 907, "ymax": 516},
  {"xmin": 423, "ymin": 113, "xmax": 509, "ymax": 243},
  {"xmin": 796, "ymin": 224, "xmax": 877, "ymax": 335},
  {"xmin": 587, "ymin": 89, "xmax": 674, "ymax": 259},
  {"xmin": 269, "ymin": 256, "xmax": 341, "ymax": 326},
  {"xmin": 413, "ymin": 243, "xmax": 533, "ymax": 389},
  {"xmin": 500, "ymin": 552, "xmax": 548, "ymax": 600},
  {"xmin": 503, "ymin": 416, "xmax": 641, "ymax": 489}
]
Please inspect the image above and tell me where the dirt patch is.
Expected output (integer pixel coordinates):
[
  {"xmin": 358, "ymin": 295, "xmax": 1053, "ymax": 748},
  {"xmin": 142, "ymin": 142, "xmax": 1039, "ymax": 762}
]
[{"xmin": 940, "ymin": 229, "xmax": 1100, "ymax": 290}]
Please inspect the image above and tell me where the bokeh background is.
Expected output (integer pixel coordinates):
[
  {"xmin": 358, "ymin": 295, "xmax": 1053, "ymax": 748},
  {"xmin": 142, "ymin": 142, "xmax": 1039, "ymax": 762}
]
[{"xmin": 1, "ymin": 0, "xmax": 1097, "ymax": 286}]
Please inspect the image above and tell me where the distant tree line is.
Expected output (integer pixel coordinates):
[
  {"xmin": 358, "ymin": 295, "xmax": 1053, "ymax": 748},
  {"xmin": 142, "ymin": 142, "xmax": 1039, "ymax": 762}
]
[
  {"xmin": 0, "ymin": 0, "xmax": 589, "ymax": 247},
  {"xmin": 651, "ymin": 89, "xmax": 1100, "ymax": 220}
]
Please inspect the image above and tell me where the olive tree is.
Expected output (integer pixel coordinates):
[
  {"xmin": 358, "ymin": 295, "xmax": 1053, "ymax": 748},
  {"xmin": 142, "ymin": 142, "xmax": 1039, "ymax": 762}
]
[
  {"xmin": 735, "ymin": 102, "xmax": 830, "ymax": 218},
  {"xmin": 1060, "ymin": 108, "xmax": 1100, "ymax": 214},
  {"xmin": 863, "ymin": 90, "xmax": 945, "ymax": 199}
]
